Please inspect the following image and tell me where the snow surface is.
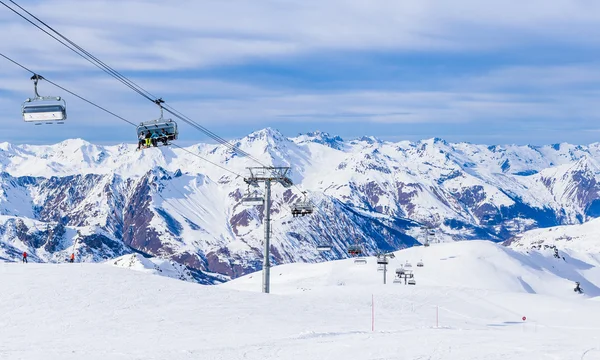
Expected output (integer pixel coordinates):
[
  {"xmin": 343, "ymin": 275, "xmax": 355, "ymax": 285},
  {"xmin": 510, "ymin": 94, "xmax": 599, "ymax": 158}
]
[{"xmin": 3, "ymin": 240, "xmax": 600, "ymax": 359}]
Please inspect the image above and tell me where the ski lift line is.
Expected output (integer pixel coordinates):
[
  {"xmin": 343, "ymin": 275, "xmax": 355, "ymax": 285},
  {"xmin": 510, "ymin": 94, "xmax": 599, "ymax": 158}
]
[
  {"xmin": 0, "ymin": 52, "xmax": 250, "ymax": 181},
  {"xmin": 3, "ymin": 0, "xmax": 268, "ymax": 166},
  {"xmin": 1, "ymin": 0, "xmax": 155, "ymax": 103},
  {"xmin": 0, "ymin": 52, "xmax": 137, "ymax": 127},
  {"xmin": 4, "ymin": 1, "xmax": 335, "ymax": 248},
  {"xmin": 5, "ymin": 0, "xmax": 330, "ymax": 230}
]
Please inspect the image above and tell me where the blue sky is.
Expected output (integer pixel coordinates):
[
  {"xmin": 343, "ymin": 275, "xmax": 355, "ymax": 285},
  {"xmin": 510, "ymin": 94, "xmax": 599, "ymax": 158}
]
[{"xmin": 2, "ymin": 0, "xmax": 600, "ymax": 145}]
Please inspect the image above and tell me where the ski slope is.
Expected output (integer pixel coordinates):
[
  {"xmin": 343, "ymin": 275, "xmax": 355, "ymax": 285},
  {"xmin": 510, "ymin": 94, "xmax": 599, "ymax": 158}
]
[{"xmin": 2, "ymin": 240, "xmax": 600, "ymax": 359}]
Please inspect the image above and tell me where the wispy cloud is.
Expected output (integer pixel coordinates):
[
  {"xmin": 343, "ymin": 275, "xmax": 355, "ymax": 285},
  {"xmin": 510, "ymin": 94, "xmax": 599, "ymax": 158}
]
[{"xmin": 1, "ymin": 0, "xmax": 600, "ymax": 145}]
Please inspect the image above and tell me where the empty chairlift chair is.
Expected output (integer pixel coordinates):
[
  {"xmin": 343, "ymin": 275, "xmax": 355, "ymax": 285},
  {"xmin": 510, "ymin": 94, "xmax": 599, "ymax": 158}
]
[
  {"xmin": 22, "ymin": 74, "xmax": 66, "ymax": 125},
  {"xmin": 316, "ymin": 243, "xmax": 332, "ymax": 252},
  {"xmin": 408, "ymin": 278, "xmax": 416, "ymax": 285},
  {"xmin": 417, "ymin": 259, "xmax": 424, "ymax": 267},
  {"xmin": 377, "ymin": 256, "xmax": 388, "ymax": 270},
  {"xmin": 354, "ymin": 257, "xmax": 367, "ymax": 265},
  {"xmin": 242, "ymin": 188, "xmax": 264, "ymax": 206}
]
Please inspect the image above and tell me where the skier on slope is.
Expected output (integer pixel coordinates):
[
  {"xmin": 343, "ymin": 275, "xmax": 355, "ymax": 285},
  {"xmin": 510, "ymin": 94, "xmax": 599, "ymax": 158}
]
[
  {"xmin": 574, "ymin": 282, "xmax": 583, "ymax": 294},
  {"xmin": 69, "ymin": 253, "xmax": 75, "ymax": 263},
  {"xmin": 22, "ymin": 251, "xmax": 27, "ymax": 263}
]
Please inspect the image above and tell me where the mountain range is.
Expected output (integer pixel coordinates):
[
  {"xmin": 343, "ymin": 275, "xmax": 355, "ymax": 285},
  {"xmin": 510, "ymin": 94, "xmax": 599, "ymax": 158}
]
[{"xmin": 1, "ymin": 128, "xmax": 599, "ymax": 282}]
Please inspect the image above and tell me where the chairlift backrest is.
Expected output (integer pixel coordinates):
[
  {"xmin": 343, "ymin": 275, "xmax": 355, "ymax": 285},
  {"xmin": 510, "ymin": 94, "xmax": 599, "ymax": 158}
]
[
  {"xmin": 22, "ymin": 97, "xmax": 67, "ymax": 123},
  {"xmin": 242, "ymin": 196, "xmax": 264, "ymax": 206},
  {"xmin": 317, "ymin": 244, "xmax": 332, "ymax": 251},
  {"xmin": 137, "ymin": 119, "xmax": 179, "ymax": 140}
]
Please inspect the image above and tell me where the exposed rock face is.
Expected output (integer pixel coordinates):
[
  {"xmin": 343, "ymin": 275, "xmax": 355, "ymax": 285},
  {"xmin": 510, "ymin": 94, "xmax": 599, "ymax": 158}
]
[{"xmin": 1, "ymin": 129, "xmax": 600, "ymax": 281}]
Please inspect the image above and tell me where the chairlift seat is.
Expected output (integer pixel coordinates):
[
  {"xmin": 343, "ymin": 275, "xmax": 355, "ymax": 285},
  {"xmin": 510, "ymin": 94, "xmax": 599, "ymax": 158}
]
[
  {"xmin": 291, "ymin": 201, "xmax": 313, "ymax": 216},
  {"xmin": 137, "ymin": 119, "xmax": 179, "ymax": 144},
  {"xmin": 408, "ymin": 279, "xmax": 416, "ymax": 285},
  {"xmin": 354, "ymin": 258, "xmax": 367, "ymax": 265},
  {"xmin": 395, "ymin": 268, "xmax": 405, "ymax": 275},
  {"xmin": 317, "ymin": 244, "xmax": 332, "ymax": 252},
  {"xmin": 405, "ymin": 262, "xmax": 412, "ymax": 268},
  {"xmin": 393, "ymin": 278, "xmax": 403, "ymax": 283},
  {"xmin": 242, "ymin": 196, "xmax": 264, "ymax": 206},
  {"xmin": 22, "ymin": 97, "xmax": 67, "ymax": 124},
  {"xmin": 347, "ymin": 245, "xmax": 362, "ymax": 256},
  {"xmin": 417, "ymin": 261, "xmax": 424, "ymax": 267},
  {"xmin": 377, "ymin": 258, "xmax": 388, "ymax": 265}
]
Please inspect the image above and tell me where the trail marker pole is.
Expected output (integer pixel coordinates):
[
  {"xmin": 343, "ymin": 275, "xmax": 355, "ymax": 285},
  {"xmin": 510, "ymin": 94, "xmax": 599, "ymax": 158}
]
[{"xmin": 371, "ymin": 294, "xmax": 374, "ymax": 332}]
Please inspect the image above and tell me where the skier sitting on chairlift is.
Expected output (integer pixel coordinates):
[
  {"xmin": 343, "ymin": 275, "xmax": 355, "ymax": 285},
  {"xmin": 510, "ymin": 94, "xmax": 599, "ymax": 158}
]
[{"xmin": 574, "ymin": 282, "xmax": 583, "ymax": 294}]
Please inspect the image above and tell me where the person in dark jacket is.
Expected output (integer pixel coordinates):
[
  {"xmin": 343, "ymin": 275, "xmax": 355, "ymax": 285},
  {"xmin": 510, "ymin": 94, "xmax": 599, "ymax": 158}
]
[
  {"xmin": 22, "ymin": 251, "xmax": 27, "ymax": 263},
  {"xmin": 138, "ymin": 131, "xmax": 146, "ymax": 150}
]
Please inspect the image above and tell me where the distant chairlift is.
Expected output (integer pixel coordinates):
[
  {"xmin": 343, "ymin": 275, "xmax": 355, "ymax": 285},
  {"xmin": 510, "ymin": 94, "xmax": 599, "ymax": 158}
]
[
  {"xmin": 242, "ymin": 188, "xmax": 264, "ymax": 206},
  {"xmin": 354, "ymin": 257, "xmax": 367, "ymax": 265},
  {"xmin": 416, "ymin": 259, "xmax": 424, "ymax": 267},
  {"xmin": 22, "ymin": 74, "xmax": 66, "ymax": 125},
  {"xmin": 408, "ymin": 278, "xmax": 416, "ymax": 285},
  {"xmin": 291, "ymin": 191, "xmax": 313, "ymax": 217},
  {"xmin": 404, "ymin": 260, "xmax": 412, "ymax": 268},
  {"xmin": 316, "ymin": 243, "xmax": 332, "ymax": 252}
]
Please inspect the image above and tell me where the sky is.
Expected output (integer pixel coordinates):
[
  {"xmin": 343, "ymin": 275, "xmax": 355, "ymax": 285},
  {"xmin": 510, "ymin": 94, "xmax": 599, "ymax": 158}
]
[{"xmin": 1, "ymin": 0, "xmax": 600, "ymax": 146}]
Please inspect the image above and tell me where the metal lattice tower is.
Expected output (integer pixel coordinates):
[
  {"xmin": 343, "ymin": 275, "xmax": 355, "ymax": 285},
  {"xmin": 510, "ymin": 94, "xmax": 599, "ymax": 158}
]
[
  {"xmin": 244, "ymin": 167, "xmax": 293, "ymax": 293},
  {"xmin": 376, "ymin": 251, "xmax": 395, "ymax": 284}
]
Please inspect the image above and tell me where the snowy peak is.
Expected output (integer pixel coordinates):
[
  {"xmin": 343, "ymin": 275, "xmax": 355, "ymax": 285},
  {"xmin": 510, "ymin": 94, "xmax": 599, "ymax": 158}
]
[{"xmin": 293, "ymin": 131, "xmax": 344, "ymax": 150}]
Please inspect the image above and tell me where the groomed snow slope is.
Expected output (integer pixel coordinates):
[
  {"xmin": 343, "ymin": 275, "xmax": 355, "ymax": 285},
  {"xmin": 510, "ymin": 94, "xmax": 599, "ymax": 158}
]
[{"xmin": 3, "ymin": 240, "xmax": 600, "ymax": 359}]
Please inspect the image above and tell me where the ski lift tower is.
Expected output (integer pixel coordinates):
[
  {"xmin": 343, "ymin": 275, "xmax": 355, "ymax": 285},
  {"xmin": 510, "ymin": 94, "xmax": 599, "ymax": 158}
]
[
  {"xmin": 376, "ymin": 251, "xmax": 395, "ymax": 284},
  {"xmin": 422, "ymin": 226, "xmax": 435, "ymax": 247},
  {"xmin": 244, "ymin": 167, "xmax": 293, "ymax": 294}
]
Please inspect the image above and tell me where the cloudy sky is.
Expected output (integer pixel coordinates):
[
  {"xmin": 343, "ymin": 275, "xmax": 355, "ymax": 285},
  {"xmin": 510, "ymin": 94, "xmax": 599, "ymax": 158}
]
[{"xmin": 1, "ymin": 0, "xmax": 600, "ymax": 145}]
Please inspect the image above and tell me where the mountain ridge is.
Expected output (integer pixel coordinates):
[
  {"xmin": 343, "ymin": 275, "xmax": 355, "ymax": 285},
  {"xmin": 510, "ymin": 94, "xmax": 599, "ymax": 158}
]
[{"xmin": 1, "ymin": 128, "xmax": 600, "ymax": 281}]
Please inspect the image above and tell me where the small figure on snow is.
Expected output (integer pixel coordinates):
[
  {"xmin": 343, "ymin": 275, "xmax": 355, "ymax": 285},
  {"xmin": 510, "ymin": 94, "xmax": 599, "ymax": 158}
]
[
  {"xmin": 69, "ymin": 253, "xmax": 75, "ymax": 263},
  {"xmin": 574, "ymin": 281, "xmax": 583, "ymax": 294},
  {"xmin": 22, "ymin": 251, "xmax": 27, "ymax": 263}
]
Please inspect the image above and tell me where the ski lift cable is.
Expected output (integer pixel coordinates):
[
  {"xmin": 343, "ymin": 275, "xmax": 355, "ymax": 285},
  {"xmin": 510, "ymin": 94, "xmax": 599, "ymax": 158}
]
[
  {"xmin": 0, "ymin": 51, "xmax": 244, "ymax": 178},
  {"xmin": 0, "ymin": 0, "xmax": 153, "ymax": 103},
  {"xmin": 1, "ymin": 0, "xmax": 267, "ymax": 165},
  {"xmin": 3, "ymin": 0, "xmax": 337, "ymax": 229},
  {"xmin": 0, "ymin": 52, "xmax": 137, "ymax": 127},
  {"xmin": 2, "ymin": 1, "xmax": 338, "ymax": 247}
]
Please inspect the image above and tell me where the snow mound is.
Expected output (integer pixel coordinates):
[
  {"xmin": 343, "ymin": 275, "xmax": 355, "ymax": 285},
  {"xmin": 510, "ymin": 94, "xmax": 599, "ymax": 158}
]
[
  {"xmin": 110, "ymin": 253, "xmax": 195, "ymax": 282},
  {"xmin": 2, "ymin": 256, "xmax": 600, "ymax": 359},
  {"xmin": 225, "ymin": 240, "xmax": 600, "ymax": 298}
]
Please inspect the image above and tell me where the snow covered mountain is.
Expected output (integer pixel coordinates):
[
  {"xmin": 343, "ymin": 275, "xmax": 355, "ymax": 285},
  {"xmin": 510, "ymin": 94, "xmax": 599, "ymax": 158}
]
[{"xmin": 1, "ymin": 128, "xmax": 600, "ymax": 281}]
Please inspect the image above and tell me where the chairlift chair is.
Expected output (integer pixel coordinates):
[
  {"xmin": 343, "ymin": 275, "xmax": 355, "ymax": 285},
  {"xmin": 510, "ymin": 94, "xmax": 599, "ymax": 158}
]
[
  {"xmin": 417, "ymin": 260, "xmax": 424, "ymax": 267},
  {"xmin": 291, "ymin": 191, "xmax": 313, "ymax": 217},
  {"xmin": 354, "ymin": 257, "xmax": 367, "ymax": 265},
  {"xmin": 242, "ymin": 188, "xmax": 264, "ymax": 206},
  {"xmin": 377, "ymin": 257, "xmax": 388, "ymax": 265},
  {"xmin": 408, "ymin": 279, "xmax": 416, "ymax": 285},
  {"xmin": 395, "ymin": 267, "xmax": 405, "ymax": 275},
  {"xmin": 137, "ymin": 99, "xmax": 178, "ymax": 148},
  {"xmin": 22, "ymin": 75, "xmax": 66, "ymax": 125},
  {"xmin": 316, "ymin": 243, "xmax": 332, "ymax": 252},
  {"xmin": 404, "ymin": 261, "xmax": 412, "ymax": 268},
  {"xmin": 347, "ymin": 244, "xmax": 362, "ymax": 256}
]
